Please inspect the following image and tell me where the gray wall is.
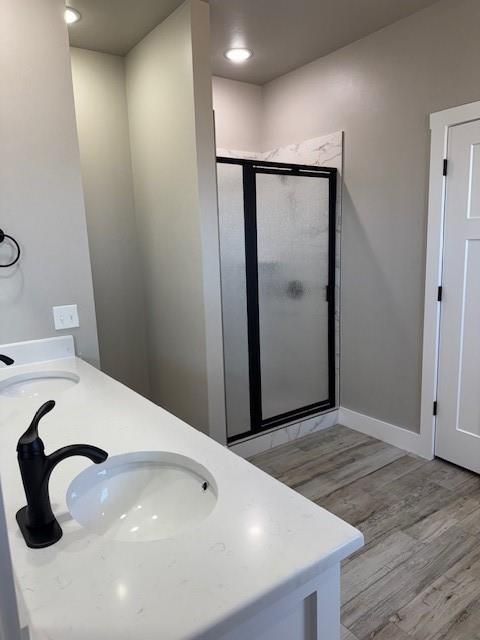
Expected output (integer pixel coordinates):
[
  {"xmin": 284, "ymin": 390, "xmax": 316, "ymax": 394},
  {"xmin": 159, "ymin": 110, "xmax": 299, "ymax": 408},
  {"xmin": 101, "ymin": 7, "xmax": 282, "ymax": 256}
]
[
  {"xmin": 261, "ymin": 0, "xmax": 480, "ymax": 432},
  {"xmin": 0, "ymin": 0, "xmax": 99, "ymax": 364},
  {"xmin": 70, "ymin": 48, "xmax": 150, "ymax": 396},
  {"xmin": 212, "ymin": 0, "xmax": 480, "ymax": 433},
  {"xmin": 125, "ymin": 0, "xmax": 225, "ymax": 437},
  {"xmin": 212, "ymin": 77, "xmax": 263, "ymax": 152}
]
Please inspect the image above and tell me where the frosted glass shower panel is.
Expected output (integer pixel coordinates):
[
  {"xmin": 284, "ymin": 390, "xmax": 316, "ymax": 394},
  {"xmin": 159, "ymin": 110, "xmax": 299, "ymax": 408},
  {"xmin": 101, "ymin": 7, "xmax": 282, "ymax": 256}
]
[
  {"xmin": 256, "ymin": 173, "xmax": 330, "ymax": 419},
  {"xmin": 217, "ymin": 163, "xmax": 251, "ymax": 437},
  {"xmin": 217, "ymin": 156, "xmax": 336, "ymax": 441}
]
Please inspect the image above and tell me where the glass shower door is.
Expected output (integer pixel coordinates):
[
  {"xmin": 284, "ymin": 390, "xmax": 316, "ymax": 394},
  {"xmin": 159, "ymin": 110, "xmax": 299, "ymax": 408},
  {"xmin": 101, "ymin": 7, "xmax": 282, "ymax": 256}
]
[
  {"xmin": 217, "ymin": 158, "xmax": 336, "ymax": 442},
  {"xmin": 256, "ymin": 171, "xmax": 331, "ymax": 420}
]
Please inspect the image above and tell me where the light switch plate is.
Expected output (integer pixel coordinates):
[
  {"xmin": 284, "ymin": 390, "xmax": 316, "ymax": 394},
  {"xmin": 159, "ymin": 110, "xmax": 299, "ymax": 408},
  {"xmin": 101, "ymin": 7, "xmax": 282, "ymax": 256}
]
[{"xmin": 53, "ymin": 305, "xmax": 79, "ymax": 330}]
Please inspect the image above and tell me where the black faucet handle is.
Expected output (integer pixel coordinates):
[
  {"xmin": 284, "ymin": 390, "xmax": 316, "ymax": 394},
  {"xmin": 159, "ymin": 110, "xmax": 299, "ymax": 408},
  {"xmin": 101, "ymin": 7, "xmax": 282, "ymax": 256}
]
[
  {"xmin": 17, "ymin": 400, "xmax": 56, "ymax": 454},
  {"xmin": 0, "ymin": 354, "xmax": 14, "ymax": 366}
]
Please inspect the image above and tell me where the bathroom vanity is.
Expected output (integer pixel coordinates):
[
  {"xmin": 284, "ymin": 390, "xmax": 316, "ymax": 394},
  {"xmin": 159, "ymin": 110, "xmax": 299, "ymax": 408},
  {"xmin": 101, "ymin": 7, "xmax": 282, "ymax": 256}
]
[{"xmin": 0, "ymin": 337, "xmax": 363, "ymax": 640}]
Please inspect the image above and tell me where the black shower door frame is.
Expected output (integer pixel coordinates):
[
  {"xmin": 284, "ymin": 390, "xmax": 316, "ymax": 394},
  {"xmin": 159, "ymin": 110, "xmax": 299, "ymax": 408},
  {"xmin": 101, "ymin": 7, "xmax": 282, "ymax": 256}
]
[{"xmin": 217, "ymin": 157, "xmax": 337, "ymax": 443}]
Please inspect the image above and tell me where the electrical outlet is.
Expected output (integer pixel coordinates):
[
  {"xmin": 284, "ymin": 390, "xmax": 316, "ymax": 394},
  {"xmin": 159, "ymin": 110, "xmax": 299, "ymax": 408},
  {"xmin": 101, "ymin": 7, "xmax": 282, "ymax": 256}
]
[{"xmin": 53, "ymin": 305, "xmax": 79, "ymax": 330}]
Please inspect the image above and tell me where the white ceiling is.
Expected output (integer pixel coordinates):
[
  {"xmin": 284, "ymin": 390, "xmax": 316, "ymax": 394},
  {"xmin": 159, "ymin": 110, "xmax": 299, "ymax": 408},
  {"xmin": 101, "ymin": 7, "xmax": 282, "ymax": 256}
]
[
  {"xmin": 68, "ymin": 0, "xmax": 441, "ymax": 85},
  {"xmin": 67, "ymin": 0, "xmax": 185, "ymax": 57}
]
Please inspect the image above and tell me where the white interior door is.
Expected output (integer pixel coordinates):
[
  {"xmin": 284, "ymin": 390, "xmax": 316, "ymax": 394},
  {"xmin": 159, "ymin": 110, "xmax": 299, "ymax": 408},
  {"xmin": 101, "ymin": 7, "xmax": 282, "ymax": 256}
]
[{"xmin": 436, "ymin": 119, "xmax": 480, "ymax": 471}]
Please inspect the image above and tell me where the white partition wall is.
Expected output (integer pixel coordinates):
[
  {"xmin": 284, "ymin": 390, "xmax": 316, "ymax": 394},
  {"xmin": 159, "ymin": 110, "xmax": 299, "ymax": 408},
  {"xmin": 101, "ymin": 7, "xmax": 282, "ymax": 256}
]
[{"xmin": 125, "ymin": 0, "xmax": 225, "ymax": 442}]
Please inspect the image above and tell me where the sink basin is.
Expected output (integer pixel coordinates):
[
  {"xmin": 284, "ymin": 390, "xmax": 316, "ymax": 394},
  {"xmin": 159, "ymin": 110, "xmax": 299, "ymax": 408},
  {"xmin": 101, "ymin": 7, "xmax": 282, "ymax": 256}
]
[
  {"xmin": 0, "ymin": 371, "xmax": 80, "ymax": 398},
  {"xmin": 67, "ymin": 452, "xmax": 217, "ymax": 541}
]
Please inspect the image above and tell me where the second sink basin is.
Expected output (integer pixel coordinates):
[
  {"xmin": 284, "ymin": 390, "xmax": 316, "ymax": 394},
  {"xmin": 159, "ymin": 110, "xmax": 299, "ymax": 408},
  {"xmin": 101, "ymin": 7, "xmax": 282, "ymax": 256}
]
[
  {"xmin": 0, "ymin": 371, "xmax": 80, "ymax": 398},
  {"xmin": 67, "ymin": 451, "xmax": 217, "ymax": 541}
]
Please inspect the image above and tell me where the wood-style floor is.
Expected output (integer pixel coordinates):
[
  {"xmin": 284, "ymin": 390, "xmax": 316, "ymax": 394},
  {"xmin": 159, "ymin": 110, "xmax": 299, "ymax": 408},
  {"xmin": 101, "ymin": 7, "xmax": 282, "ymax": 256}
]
[{"xmin": 249, "ymin": 424, "xmax": 480, "ymax": 640}]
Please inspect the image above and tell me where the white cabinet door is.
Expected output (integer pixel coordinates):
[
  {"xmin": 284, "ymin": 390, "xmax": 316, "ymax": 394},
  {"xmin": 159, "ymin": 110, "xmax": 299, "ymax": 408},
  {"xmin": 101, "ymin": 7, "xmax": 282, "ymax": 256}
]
[{"xmin": 436, "ymin": 119, "xmax": 480, "ymax": 471}]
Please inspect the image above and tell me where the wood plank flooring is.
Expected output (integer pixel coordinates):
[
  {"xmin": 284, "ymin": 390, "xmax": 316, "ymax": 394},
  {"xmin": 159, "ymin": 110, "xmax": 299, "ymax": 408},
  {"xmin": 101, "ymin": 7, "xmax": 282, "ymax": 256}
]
[{"xmin": 249, "ymin": 424, "xmax": 480, "ymax": 640}]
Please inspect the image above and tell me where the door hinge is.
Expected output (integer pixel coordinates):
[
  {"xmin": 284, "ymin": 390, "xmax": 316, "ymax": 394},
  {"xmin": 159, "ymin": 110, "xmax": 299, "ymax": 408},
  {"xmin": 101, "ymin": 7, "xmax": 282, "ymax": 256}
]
[
  {"xmin": 433, "ymin": 401, "xmax": 438, "ymax": 416},
  {"xmin": 437, "ymin": 286, "xmax": 443, "ymax": 302},
  {"xmin": 443, "ymin": 159, "xmax": 448, "ymax": 176}
]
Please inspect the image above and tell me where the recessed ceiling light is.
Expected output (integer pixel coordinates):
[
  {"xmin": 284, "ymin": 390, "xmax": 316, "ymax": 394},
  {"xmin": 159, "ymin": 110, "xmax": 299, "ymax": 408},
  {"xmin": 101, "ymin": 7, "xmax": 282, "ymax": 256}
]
[
  {"xmin": 64, "ymin": 6, "xmax": 81, "ymax": 25},
  {"xmin": 224, "ymin": 48, "xmax": 253, "ymax": 64}
]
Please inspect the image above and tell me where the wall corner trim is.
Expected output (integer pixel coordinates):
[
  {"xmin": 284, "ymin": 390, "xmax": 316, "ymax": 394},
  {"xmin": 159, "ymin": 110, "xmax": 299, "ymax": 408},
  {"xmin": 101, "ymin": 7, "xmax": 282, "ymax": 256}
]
[{"xmin": 338, "ymin": 407, "xmax": 434, "ymax": 460}]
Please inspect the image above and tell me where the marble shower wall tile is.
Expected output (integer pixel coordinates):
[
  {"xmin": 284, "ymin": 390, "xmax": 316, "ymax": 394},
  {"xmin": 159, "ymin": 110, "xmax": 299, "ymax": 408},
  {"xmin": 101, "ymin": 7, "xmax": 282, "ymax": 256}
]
[
  {"xmin": 219, "ymin": 132, "xmax": 343, "ymax": 452},
  {"xmin": 217, "ymin": 148, "xmax": 261, "ymax": 161},
  {"xmin": 229, "ymin": 410, "xmax": 340, "ymax": 459}
]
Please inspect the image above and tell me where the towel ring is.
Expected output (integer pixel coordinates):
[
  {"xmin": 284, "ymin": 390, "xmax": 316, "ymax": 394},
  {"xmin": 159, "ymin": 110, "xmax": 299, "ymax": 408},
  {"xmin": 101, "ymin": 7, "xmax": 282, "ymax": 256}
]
[{"xmin": 0, "ymin": 229, "xmax": 21, "ymax": 268}]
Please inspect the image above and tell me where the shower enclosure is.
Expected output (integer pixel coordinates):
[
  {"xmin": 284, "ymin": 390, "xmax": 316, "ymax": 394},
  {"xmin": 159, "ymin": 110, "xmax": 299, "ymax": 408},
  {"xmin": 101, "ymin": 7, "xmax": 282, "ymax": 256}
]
[{"xmin": 217, "ymin": 157, "xmax": 337, "ymax": 443}]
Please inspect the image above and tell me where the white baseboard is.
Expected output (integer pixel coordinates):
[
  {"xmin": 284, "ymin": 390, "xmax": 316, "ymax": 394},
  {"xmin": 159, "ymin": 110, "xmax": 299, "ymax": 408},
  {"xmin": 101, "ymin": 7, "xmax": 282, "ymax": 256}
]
[
  {"xmin": 338, "ymin": 407, "xmax": 434, "ymax": 460},
  {"xmin": 229, "ymin": 406, "xmax": 434, "ymax": 461},
  {"xmin": 229, "ymin": 410, "xmax": 339, "ymax": 459}
]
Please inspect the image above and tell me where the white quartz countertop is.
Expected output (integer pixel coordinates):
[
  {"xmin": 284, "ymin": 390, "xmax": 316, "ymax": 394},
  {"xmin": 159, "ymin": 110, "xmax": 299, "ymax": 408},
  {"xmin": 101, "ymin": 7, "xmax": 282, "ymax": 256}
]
[{"xmin": 0, "ymin": 354, "xmax": 363, "ymax": 640}]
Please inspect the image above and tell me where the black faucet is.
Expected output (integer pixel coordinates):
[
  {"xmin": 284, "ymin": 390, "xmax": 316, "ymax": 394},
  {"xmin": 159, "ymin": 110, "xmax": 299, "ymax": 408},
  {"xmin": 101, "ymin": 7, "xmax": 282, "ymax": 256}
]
[
  {"xmin": 0, "ymin": 354, "xmax": 14, "ymax": 366},
  {"xmin": 16, "ymin": 400, "xmax": 108, "ymax": 548}
]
